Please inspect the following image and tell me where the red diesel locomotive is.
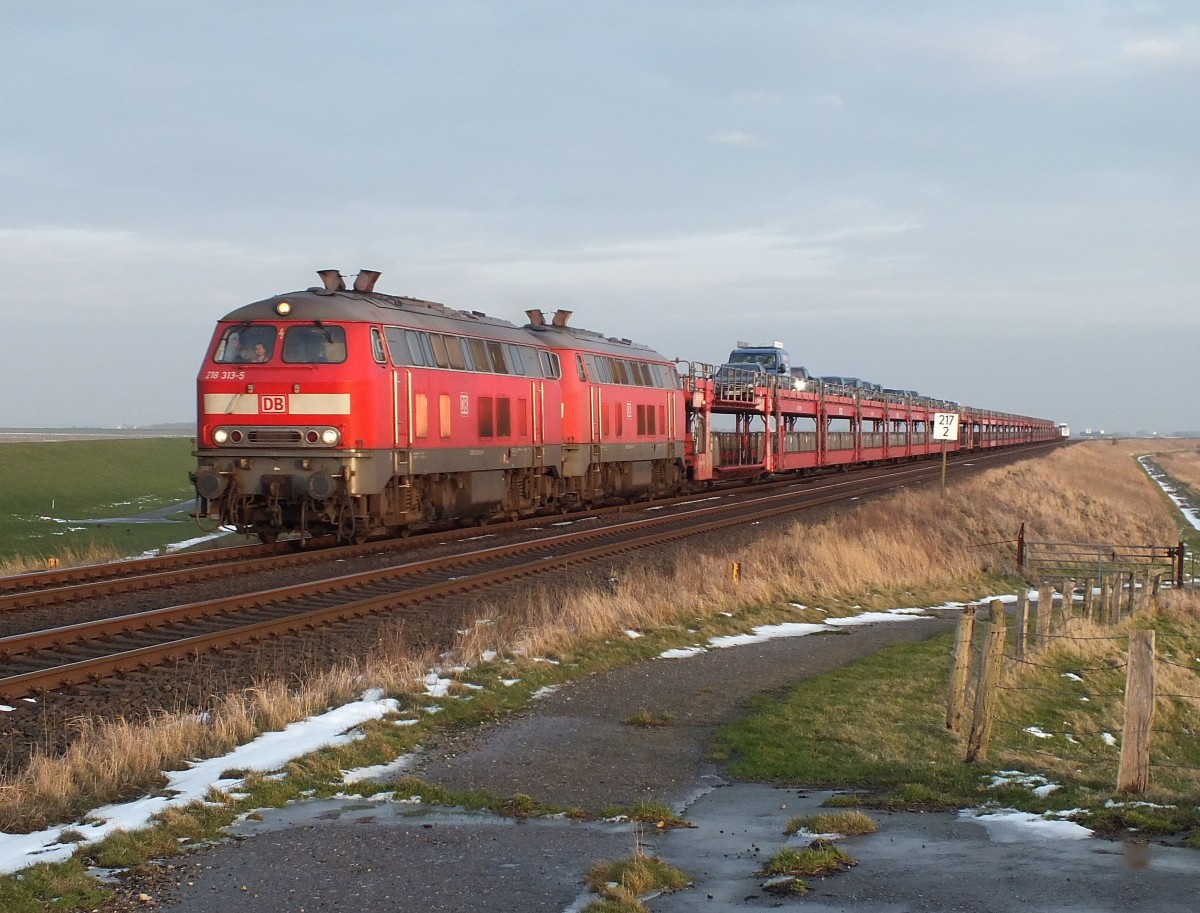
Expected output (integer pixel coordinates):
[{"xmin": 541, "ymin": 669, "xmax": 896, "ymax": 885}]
[
  {"xmin": 192, "ymin": 269, "xmax": 685, "ymax": 542},
  {"xmin": 193, "ymin": 270, "xmax": 1058, "ymax": 543}
]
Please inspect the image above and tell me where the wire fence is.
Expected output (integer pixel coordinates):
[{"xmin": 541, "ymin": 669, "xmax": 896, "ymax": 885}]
[{"xmin": 946, "ymin": 577, "xmax": 1200, "ymax": 795}]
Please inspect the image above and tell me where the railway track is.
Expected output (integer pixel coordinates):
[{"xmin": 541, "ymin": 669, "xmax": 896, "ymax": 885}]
[{"xmin": 0, "ymin": 444, "xmax": 1055, "ymax": 700}]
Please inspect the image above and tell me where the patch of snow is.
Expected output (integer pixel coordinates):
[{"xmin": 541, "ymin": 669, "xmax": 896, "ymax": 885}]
[
  {"xmin": 423, "ymin": 675, "xmax": 454, "ymax": 698},
  {"xmin": 531, "ymin": 686, "xmax": 560, "ymax": 699},
  {"xmin": 625, "ymin": 630, "xmax": 643, "ymax": 639},
  {"xmin": 964, "ymin": 808, "xmax": 1092, "ymax": 842},
  {"xmin": 1061, "ymin": 672, "xmax": 1083, "ymax": 682},
  {"xmin": 342, "ymin": 754, "xmax": 417, "ymax": 784},
  {"xmin": 1101, "ymin": 732, "xmax": 1118, "ymax": 747},
  {"xmin": 709, "ymin": 623, "xmax": 829, "ymax": 648},
  {"xmin": 659, "ymin": 646, "xmax": 707, "ymax": 659},
  {"xmin": 1024, "ymin": 727, "xmax": 1053, "ymax": 739}
]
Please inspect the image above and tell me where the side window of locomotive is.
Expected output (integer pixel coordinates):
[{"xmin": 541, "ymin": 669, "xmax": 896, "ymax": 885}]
[
  {"xmin": 538, "ymin": 350, "xmax": 561, "ymax": 379},
  {"xmin": 444, "ymin": 336, "xmax": 468, "ymax": 370},
  {"xmin": 505, "ymin": 344, "xmax": 525, "ymax": 376},
  {"xmin": 402, "ymin": 330, "xmax": 429, "ymax": 366},
  {"xmin": 590, "ymin": 356, "xmax": 611, "ymax": 384},
  {"xmin": 466, "ymin": 337, "xmax": 490, "ymax": 372},
  {"xmin": 370, "ymin": 328, "xmax": 386, "ymax": 364},
  {"xmin": 575, "ymin": 355, "xmax": 588, "ymax": 382},
  {"xmin": 486, "ymin": 342, "xmax": 509, "ymax": 374},
  {"xmin": 383, "ymin": 327, "xmax": 410, "ymax": 365},
  {"xmin": 282, "ymin": 325, "xmax": 346, "ymax": 364},
  {"xmin": 429, "ymin": 333, "xmax": 451, "ymax": 369}
]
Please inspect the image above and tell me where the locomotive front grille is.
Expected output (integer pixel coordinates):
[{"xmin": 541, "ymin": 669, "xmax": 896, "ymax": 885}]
[{"xmin": 248, "ymin": 429, "xmax": 304, "ymax": 444}]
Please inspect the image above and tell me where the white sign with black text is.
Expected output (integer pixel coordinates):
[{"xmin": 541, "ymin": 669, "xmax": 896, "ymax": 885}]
[{"xmin": 932, "ymin": 412, "xmax": 959, "ymax": 442}]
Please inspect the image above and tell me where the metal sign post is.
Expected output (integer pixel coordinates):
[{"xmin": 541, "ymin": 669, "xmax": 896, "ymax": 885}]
[{"xmin": 932, "ymin": 412, "xmax": 960, "ymax": 493}]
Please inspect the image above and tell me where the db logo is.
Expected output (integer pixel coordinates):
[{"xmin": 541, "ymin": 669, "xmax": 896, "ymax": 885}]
[{"xmin": 260, "ymin": 395, "xmax": 287, "ymax": 413}]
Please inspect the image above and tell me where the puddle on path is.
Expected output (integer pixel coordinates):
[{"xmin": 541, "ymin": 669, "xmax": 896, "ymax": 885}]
[
  {"xmin": 208, "ymin": 784, "xmax": 1200, "ymax": 913},
  {"xmin": 649, "ymin": 783, "xmax": 1200, "ymax": 912}
]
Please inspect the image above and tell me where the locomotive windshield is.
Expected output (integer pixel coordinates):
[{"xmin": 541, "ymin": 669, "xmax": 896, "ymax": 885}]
[
  {"xmin": 282, "ymin": 324, "xmax": 347, "ymax": 364},
  {"xmin": 214, "ymin": 325, "xmax": 278, "ymax": 364}
]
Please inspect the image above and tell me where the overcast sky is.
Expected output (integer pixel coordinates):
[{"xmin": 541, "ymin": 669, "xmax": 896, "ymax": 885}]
[{"xmin": 3, "ymin": 2, "xmax": 1196, "ymax": 433}]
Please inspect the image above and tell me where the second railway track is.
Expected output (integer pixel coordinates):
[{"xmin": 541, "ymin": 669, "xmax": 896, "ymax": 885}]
[{"xmin": 0, "ymin": 444, "xmax": 1056, "ymax": 701}]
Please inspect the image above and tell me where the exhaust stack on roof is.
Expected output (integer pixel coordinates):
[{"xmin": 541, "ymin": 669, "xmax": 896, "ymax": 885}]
[
  {"xmin": 551, "ymin": 309, "xmax": 573, "ymax": 327},
  {"xmin": 525, "ymin": 309, "xmax": 545, "ymax": 326},
  {"xmin": 316, "ymin": 269, "xmax": 345, "ymax": 291},
  {"xmin": 353, "ymin": 270, "xmax": 381, "ymax": 293}
]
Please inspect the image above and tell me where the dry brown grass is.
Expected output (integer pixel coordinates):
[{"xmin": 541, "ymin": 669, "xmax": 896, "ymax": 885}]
[
  {"xmin": 1155, "ymin": 443, "xmax": 1200, "ymax": 491},
  {"xmin": 0, "ymin": 542, "xmax": 125, "ymax": 578},
  {"xmin": 0, "ymin": 650, "xmax": 435, "ymax": 833},
  {"xmin": 0, "ymin": 441, "xmax": 1186, "ymax": 833}
]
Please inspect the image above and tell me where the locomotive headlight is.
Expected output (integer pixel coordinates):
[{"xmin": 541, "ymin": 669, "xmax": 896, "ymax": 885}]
[
  {"xmin": 213, "ymin": 428, "xmax": 230, "ymax": 445},
  {"xmin": 276, "ymin": 301, "xmax": 292, "ymax": 316},
  {"xmin": 321, "ymin": 428, "xmax": 341, "ymax": 446}
]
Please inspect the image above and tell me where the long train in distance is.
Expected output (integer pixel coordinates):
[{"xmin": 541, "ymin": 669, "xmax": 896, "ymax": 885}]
[{"xmin": 192, "ymin": 270, "xmax": 1060, "ymax": 543}]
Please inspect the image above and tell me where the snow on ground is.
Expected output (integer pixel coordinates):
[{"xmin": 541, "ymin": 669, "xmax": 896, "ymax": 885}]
[
  {"xmin": 658, "ymin": 603, "xmax": 944, "ymax": 658},
  {"xmin": 986, "ymin": 770, "xmax": 1060, "ymax": 798},
  {"xmin": 964, "ymin": 808, "xmax": 1092, "ymax": 841},
  {"xmin": 0, "ymin": 692, "xmax": 399, "ymax": 875},
  {"xmin": 1140, "ymin": 456, "xmax": 1200, "ymax": 532}
]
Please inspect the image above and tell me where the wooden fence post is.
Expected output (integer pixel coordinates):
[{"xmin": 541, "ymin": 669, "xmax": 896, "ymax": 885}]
[
  {"xmin": 946, "ymin": 606, "xmax": 976, "ymax": 733},
  {"xmin": 1136, "ymin": 571, "xmax": 1150, "ymax": 613},
  {"xmin": 966, "ymin": 600, "xmax": 1008, "ymax": 763},
  {"xmin": 1082, "ymin": 578, "xmax": 1094, "ymax": 620},
  {"xmin": 1036, "ymin": 582, "xmax": 1054, "ymax": 645},
  {"xmin": 1015, "ymin": 588, "xmax": 1030, "ymax": 657},
  {"xmin": 1125, "ymin": 572, "xmax": 1136, "ymax": 617},
  {"xmin": 1099, "ymin": 576, "xmax": 1111, "ymax": 624},
  {"xmin": 1117, "ymin": 629, "xmax": 1156, "ymax": 794},
  {"xmin": 1061, "ymin": 578, "xmax": 1074, "ymax": 618}
]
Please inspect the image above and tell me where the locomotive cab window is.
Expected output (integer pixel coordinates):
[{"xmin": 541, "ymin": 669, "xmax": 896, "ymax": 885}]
[
  {"xmin": 538, "ymin": 350, "xmax": 561, "ymax": 379},
  {"xmin": 370, "ymin": 327, "xmax": 386, "ymax": 364},
  {"xmin": 214, "ymin": 325, "xmax": 278, "ymax": 364},
  {"xmin": 282, "ymin": 325, "xmax": 347, "ymax": 364}
]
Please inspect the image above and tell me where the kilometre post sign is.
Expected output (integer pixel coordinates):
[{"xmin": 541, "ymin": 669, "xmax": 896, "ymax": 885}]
[
  {"xmin": 932, "ymin": 411, "xmax": 958, "ymax": 492},
  {"xmin": 932, "ymin": 412, "xmax": 959, "ymax": 441}
]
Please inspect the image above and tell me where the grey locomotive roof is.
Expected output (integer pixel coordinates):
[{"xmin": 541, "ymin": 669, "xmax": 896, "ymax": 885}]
[
  {"xmin": 525, "ymin": 323, "xmax": 669, "ymax": 362},
  {"xmin": 220, "ymin": 287, "xmax": 671, "ymax": 362}
]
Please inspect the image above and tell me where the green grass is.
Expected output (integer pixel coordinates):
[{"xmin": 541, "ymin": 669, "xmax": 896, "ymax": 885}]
[
  {"xmin": 0, "ymin": 437, "xmax": 203, "ymax": 562},
  {"xmin": 758, "ymin": 841, "xmax": 856, "ymax": 877},
  {"xmin": 0, "ymin": 858, "xmax": 110, "ymax": 913},
  {"xmin": 785, "ymin": 810, "xmax": 878, "ymax": 836},
  {"xmin": 712, "ymin": 607, "xmax": 1200, "ymax": 833},
  {"xmin": 584, "ymin": 855, "xmax": 689, "ymax": 912},
  {"xmin": 712, "ymin": 633, "xmax": 985, "ymax": 803}
]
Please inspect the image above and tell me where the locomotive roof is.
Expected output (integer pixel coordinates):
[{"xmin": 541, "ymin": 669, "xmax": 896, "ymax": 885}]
[
  {"xmin": 524, "ymin": 323, "xmax": 670, "ymax": 363},
  {"xmin": 219, "ymin": 286, "xmax": 672, "ymax": 362},
  {"xmin": 223, "ymin": 287, "xmax": 520, "ymax": 325}
]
